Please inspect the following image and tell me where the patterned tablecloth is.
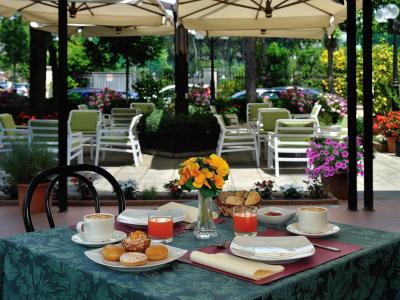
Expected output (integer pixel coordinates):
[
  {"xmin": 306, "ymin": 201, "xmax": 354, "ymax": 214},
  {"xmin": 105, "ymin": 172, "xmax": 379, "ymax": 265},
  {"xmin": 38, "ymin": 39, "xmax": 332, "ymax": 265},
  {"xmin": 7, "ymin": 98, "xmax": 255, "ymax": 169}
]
[{"xmin": 1, "ymin": 218, "xmax": 400, "ymax": 300}]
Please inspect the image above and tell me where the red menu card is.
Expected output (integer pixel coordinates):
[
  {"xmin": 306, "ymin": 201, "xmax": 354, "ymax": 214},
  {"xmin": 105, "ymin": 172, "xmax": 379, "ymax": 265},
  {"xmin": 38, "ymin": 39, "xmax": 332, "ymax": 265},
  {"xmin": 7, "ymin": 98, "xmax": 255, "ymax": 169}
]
[{"xmin": 178, "ymin": 229, "xmax": 362, "ymax": 285}]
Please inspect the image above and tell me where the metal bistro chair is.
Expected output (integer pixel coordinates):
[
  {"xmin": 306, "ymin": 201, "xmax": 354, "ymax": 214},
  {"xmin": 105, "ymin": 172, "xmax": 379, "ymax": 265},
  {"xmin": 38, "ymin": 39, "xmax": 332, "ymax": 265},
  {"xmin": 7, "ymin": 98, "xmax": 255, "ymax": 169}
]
[{"xmin": 23, "ymin": 164, "xmax": 126, "ymax": 232}]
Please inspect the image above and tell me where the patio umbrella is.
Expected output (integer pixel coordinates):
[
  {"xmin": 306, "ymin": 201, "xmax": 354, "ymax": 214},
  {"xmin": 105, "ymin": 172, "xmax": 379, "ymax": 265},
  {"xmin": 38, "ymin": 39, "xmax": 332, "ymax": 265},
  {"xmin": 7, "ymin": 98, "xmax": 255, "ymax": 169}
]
[
  {"xmin": 36, "ymin": 24, "xmax": 174, "ymax": 37},
  {"xmin": 0, "ymin": 0, "xmax": 172, "ymax": 26},
  {"xmin": 202, "ymin": 28, "xmax": 328, "ymax": 39},
  {"xmin": 177, "ymin": 0, "xmax": 362, "ymax": 32}
]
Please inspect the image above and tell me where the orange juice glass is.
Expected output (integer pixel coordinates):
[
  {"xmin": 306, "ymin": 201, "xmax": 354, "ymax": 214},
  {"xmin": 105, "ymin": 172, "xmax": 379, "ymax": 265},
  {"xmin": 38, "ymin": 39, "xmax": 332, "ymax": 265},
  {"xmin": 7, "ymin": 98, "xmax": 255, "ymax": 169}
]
[
  {"xmin": 148, "ymin": 211, "xmax": 173, "ymax": 243},
  {"xmin": 233, "ymin": 206, "xmax": 257, "ymax": 236}
]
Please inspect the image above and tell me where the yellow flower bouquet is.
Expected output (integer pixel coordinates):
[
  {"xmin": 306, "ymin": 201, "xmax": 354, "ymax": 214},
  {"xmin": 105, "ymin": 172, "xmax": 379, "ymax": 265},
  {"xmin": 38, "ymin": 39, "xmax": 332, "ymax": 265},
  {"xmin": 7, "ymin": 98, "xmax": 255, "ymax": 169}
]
[
  {"xmin": 178, "ymin": 154, "xmax": 230, "ymax": 239},
  {"xmin": 178, "ymin": 154, "xmax": 229, "ymax": 198}
]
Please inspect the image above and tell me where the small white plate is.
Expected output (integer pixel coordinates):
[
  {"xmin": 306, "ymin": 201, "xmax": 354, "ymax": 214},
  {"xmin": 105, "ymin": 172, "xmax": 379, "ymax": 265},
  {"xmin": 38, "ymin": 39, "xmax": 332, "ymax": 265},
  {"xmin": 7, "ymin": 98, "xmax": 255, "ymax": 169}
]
[
  {"xmin": 257, "ymin": 207, "xmax": 296, "ymax": 226},
  {"xmin": 84, "ymin": 242, "xmax": 187, "ymax": 272},
  {"xmin": 71, "ymin": 230, "xmax": 127, "ymax": 247},
  {"xmin": 286, "ymin": 222, "xmax": 340, "ymax": 238},
  {"xmin": 117, "ymin": 209, "xmax": 185, "ymax": 226},
  {"xmin": 230, "ymin": 236, "xmax": 315, "ymax": 264}
]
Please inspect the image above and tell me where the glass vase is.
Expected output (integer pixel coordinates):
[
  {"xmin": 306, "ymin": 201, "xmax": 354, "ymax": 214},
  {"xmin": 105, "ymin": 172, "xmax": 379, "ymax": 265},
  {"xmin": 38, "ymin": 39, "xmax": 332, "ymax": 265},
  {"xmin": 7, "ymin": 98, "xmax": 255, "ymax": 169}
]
[{"xmin": 194, "ymin": 192, "xmax": 217, "ymax": 239}]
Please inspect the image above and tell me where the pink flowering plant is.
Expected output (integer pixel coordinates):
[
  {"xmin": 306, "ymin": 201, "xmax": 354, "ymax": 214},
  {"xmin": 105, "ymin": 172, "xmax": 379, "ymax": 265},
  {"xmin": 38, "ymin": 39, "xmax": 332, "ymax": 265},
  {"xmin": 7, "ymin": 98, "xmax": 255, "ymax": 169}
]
[
  {"xmin": 306, "ymin": 137, "xmax": 364, "ymax": 179},
  {"xmin": 87, "ymin": 88, "xmax": 127, "ymax": 113},
  {"xmin": 276, "ymin": 88, "xmax": 314, "ymax": 114},
  {"xmin": 318, "ymin": 93, "xmax": 347, "ymax": 124}
]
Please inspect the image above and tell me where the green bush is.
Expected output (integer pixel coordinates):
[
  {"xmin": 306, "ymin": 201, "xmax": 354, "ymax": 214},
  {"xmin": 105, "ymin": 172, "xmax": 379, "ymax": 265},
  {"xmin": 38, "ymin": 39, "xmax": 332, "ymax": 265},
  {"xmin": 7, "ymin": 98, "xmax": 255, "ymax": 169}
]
[
  {"xmin": 140, "ymin": 109, "xmax": 220, "ymax": 153},
  {"xmin": 132, "ymin": 71, "xmax": 165, "ymax": 108}
]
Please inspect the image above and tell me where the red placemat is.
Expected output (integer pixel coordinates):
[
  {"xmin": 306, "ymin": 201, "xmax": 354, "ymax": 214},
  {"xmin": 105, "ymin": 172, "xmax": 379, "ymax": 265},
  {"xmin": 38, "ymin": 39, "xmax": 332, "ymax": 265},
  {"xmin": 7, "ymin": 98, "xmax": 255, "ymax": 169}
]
[{"xmin": 178, "ymin": 228, "xmax": 362, "ymax": 285}]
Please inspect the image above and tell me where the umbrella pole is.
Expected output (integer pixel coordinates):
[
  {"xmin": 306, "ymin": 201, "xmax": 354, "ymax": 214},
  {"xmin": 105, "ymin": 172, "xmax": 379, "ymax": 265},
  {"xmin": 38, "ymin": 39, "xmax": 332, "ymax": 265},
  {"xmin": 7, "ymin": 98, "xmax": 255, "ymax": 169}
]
[
  {"xmin": 210, "ymin": 37, "xmax": 216, "ymax": 102},
  {"xmin": 347, "ymin": 0, "xmax": 358, "ymax": 211},
  {"xmin": 57, "ymin": 0, "xmax": 68, "ymax": 212}
]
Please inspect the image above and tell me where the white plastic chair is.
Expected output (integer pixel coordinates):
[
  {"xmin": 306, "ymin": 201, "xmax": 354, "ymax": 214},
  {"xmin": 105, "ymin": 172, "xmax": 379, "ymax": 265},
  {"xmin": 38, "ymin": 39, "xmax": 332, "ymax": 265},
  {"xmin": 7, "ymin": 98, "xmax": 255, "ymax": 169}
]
[
  {"xmin": 0, "ymin": 113, "xmax": 29, "ymax": 152},
  {"xmin": 95, "ymin": 114, "xmax": 143, "ymax": 167},
  {"xmin": 267, "ymin": 118, "xmax": 318, "ymax": 176},
  {"xmin": 215, "ymin": 114, "xmax": 259, "ymax": 167}
]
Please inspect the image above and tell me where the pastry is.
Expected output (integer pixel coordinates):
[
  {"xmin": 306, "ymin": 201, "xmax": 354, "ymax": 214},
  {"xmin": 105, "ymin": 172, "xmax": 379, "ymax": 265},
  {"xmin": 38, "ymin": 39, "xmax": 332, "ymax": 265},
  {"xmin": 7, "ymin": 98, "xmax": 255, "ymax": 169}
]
[
  {"xmin": 102, "ymin": 244, "xmax": 125, "ymax": 261},
  {"xmin": 121, "ymin": 230, "xmax": 151, "ymax": 253},
  {"xmin": 244, "ymin": 191, "xmax": 261, "ymax": 206},
  {"xmin": 119, "ymin": 252, "xmax": 148, "ymax": 266},
  {"xmin": 235, "ymin": 190, "xmax": 246, "ymax": 199},
  {"xmin": 225, "ymin": 196, "xmax": 244, "ymax": 206},
  {"xmin": 145, "ymin": 245, "xmax": 169, "ymax": 261},
  {"xmin": 218, "ymin": 191, "xmax": 231, "ymax": 202}
]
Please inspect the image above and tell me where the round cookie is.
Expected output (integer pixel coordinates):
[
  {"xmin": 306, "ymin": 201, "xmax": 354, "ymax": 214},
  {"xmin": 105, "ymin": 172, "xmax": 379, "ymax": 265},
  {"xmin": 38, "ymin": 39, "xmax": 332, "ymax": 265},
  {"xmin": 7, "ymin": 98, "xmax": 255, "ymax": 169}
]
[
  {"xmin": 120, "ymin": 252, "xmax": 147, "ymax": 266},
  {"xmin": 102, "ymin": 244, "xmax": 125, "ymax": 261},
  {"xmin": 145, "ymin": 245, "xmax": 169, "ymax": 261}
]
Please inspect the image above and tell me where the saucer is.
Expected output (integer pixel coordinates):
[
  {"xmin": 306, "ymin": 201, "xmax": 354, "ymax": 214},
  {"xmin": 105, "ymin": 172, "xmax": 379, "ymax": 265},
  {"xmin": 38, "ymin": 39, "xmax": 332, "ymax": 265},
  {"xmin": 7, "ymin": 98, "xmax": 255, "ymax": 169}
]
[
  {"xmin": 71, "ymin": 230, "xmax": 127, "ymax": 247},
  {"xmin": 286, "ymin": 223, "xmax": 340, "ymax": 238}
]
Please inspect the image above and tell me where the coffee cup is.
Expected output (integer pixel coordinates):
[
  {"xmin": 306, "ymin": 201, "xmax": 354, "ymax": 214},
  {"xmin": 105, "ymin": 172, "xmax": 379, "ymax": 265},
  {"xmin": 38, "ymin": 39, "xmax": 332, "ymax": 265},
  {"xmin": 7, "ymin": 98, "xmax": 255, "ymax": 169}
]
[
  {"xmin": 297, "ymin": 207, "xmax": 328, "ymax": 233},
  {"xmin": 76, "ymin": 213, "xmax": 114, "ymax": 242}
]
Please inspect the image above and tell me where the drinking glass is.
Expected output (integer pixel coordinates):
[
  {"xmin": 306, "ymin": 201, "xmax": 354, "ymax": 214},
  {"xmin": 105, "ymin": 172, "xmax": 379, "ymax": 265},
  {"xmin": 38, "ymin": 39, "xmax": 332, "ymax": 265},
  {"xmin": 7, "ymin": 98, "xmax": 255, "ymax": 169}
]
[
  {"xmin": 233, "ymin": 206, "xmax": 257, "ymax": 236},
  {"xmin": 148, "ymin": 210, "xmax": 173, "ymax": 243}
]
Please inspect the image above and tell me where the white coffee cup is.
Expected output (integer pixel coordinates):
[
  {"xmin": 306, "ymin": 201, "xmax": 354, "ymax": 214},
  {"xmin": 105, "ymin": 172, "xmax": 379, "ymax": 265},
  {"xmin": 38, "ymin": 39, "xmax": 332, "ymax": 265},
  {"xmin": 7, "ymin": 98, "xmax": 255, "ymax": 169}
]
[
  {"xmin": 76, "ymin": 213, "xmax": 115, "ymax": 242},
  {"xmin": 297, "ymin": 207, "xmax": 328, "ymax": 234}
]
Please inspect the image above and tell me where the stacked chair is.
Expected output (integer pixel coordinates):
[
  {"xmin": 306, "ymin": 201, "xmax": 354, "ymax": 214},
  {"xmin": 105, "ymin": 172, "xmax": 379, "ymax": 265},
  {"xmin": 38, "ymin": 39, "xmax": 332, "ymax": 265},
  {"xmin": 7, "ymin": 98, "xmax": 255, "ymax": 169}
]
[
  {"xmin": 130, "ymin": 102, "xmax": 155, "ymax": 116},
  {"xmin": 111, "ymin": 108, "xmax": 140, "ymax": 128},
  {"xmin": 246, "ymin": 103, "xmax": 272, "ymax": 124},
  {"xmin": 0, "ymin": 113, "xmax": 29, "ymax": 152}
]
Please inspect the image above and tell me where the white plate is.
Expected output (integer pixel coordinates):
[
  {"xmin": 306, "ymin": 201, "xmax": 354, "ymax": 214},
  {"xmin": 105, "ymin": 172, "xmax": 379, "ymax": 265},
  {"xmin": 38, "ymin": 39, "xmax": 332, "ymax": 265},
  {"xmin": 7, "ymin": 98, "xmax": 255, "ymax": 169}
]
[
  {"xmin": 230, "ymin": 236, "xmax": 315, "ymax": 264},
  {"xmin": 286, "ymin": 222, "xmax": 340, "ymax": 238},
  {"xmin": 84, "ymin": 242, "xmax": 188, "ymax": 272},
  {"xmin": 257, "ymin": 207, "xmax": 296, "ymax": 226},
  {"xmin": 117, "ymin": 209, "xmax": 185, "ymax": 226},
  {"xmin": 71, "ymin": 230, "xmax": 127, "ymax": 247}
]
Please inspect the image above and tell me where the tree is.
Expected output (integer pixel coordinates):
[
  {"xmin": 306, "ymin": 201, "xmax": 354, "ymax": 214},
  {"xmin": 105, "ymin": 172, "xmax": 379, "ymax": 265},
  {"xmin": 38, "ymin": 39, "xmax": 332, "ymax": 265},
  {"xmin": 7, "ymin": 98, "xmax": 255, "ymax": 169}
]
[
  {"xmin": 0, "ymin": 15, "xmax": 29, "ymax": 81},
  {"xmin": 263, "ymin": 42, "xmax": 290, "ymax": 87},
  {"xmin": 92, "ymin": 36, "xmax": 165, "ymax": 98},
  {"xmin": 244, "ymin": 37, "xmax": 257, "ymax": 103}
]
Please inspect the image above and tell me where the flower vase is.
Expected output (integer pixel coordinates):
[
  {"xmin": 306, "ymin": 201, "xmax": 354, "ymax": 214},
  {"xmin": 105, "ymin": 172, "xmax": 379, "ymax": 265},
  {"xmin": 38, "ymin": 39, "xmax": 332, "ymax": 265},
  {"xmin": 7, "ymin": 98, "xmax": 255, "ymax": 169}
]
[{"xmin": 194, "ymin": 192, "xmax": 217, "ymax": 239}]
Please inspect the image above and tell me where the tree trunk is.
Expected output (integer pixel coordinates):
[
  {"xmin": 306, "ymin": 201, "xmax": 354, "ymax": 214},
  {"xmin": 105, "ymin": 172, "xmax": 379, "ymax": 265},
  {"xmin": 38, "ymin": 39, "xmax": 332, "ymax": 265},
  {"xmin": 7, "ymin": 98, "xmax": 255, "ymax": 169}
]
[
  {"xmin": 245, "ymin": 37, "xmax": 257, "ymax": 103},
  {"xmin": 125, "ymin": 55, "xmax": 130, "ymax": 100},
  {"xmin": 12, "ymin": 63, "xmax": 17, "ymax": 83},
  {"xmin": 48, "ymin": 36, "xmax": 59, "ymax": 100},
  {"xmin": 325, "ymin": 37, "xmax": 337, "ymax": 94},
  {"xmin": 29, "ymin": 27, "xmax": 47, "ymax": 116}
]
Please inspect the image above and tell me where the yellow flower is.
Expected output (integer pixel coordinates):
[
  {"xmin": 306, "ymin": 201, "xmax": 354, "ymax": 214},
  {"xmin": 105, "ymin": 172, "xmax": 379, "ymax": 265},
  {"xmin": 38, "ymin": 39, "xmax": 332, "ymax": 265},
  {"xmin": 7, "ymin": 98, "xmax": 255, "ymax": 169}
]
[
  {"xmin": 202, "ymin": 168, "xmax": 214, "ymax": 179},
  {"xmin": 178, "ymin": 165, "xmax": 191, "ymax": 185},
  {"xmin": 204, "ymin": 154, "xmax": 229, "ymax": 174},
  {"xmin": 193, "ymin": 172, "xmax": 206, "ymax": 189},
  {"xmin": 213, "ymin": 174, "xmax": 225, "ymax": 189},
  {"xmin": 183, "ymin": 157, "xmax": 197, "ymax": 166},
  {"xmin": 187, "ymin": 162, "xmax": 201, "ymax": 177}
]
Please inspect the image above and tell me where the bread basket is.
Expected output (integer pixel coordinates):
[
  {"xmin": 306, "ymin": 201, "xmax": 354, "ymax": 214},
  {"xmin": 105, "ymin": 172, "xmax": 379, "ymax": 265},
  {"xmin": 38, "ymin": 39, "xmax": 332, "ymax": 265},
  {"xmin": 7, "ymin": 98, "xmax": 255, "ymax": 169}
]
[{"xmin": 215, "ymin": 191, "xmax": 261, "ymax": 218}]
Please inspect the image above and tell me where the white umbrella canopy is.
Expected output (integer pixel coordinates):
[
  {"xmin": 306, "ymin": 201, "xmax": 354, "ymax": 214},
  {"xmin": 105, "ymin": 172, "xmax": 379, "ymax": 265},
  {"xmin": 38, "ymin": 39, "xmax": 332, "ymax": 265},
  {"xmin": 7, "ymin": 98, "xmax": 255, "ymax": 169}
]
[
  {"xmin": 0, "ymin": 0, "xmax": 171, "ymax": 26},
  {"xmin": 36, "ymin": 23, "xmax": 174, "ymax": 37},
  {"xmin": 178, "ymin": 0, "xmax": 362, "ymax": 32}
]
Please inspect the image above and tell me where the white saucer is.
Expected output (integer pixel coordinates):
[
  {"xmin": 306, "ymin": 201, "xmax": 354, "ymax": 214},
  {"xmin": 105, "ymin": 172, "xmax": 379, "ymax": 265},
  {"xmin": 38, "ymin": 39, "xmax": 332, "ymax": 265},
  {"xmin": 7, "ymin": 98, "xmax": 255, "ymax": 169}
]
[
  {"xmin": 117, "ymin": 209, "xmax": 185, "ymax": 226},
  {"xmin": 286, "ymin": 223, "xmax": 340, "ymax": 238},
  {"xmin": 71, "ymin": 230, "xmax": 127, "ymax": 247}
]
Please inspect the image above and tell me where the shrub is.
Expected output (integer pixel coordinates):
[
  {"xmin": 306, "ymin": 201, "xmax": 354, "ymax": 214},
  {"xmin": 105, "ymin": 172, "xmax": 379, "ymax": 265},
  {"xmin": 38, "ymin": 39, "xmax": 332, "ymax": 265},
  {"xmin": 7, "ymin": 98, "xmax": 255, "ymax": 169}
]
[
  {"xmin": 271, "ymin": 88, "xmax": 315, "ymax": 114},
  {"xmin": 317, "ymin": 93, "xmax": 347, "ymax": 124},
  {"xmin": 304, "ymin": 179, "xmax": 326, "ymax": 199},
  {"xmin": 252, "ymin": 180, "xmax": 275, "ymax": 199},
  {"xmin": 119, "ymin": 180, "xmax": 139, "ymax": 200},
  {"xmin": 86, "ymin": 88, "xmax": 129, "ymax": 113},
  {"xmin": 280, "ymin": 184, "xmax": 303, "ymax": 199},
  {"xmin": 132, "ymin": 72, "xmax": 165, "ymax": 108},
  {"xmin": 141, "ymin": 109, "xmax": 220, "ymax": 153},
  {"xmin": 163, "ymin": 179, "xmax": 185, "ymax": 200},
  {"xmin": 140, "ymin": 187, "xmax": 158, "ymax": 200}
]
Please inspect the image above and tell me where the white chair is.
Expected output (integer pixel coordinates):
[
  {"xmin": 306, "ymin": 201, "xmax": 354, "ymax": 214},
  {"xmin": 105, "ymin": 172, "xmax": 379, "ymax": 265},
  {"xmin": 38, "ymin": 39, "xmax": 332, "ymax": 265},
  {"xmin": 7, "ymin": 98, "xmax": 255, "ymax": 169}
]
[
  {"xmin": 292, "ymin": 103, "xmax": 322, "ymax": 123},
  {"xmin": 111, "ymin": 108, "xmax": 140, "ymax": 128},
  {"xmin": 130, "ymin": 102, "xmax": 155, "ymax": 116},
  {"xmin": 246, "ymin": 103, "xmax": 272, "ymax": 125},
  {"xmin": 68, "ymin": 110, "xmax": 102, "ymax": 161},
  {"xmin": 209, "ymin": 105, "xmax": 217, "ymax": 114},
  {"xmin": 77, "ymin": 104, "xmax": 89, "ymax": 110},
  {"xmin": 319, "ymin": 115, "xmax": 348, "ymax": 140},
  {"xmin": 256, "ymin": 108, "xmax": 291, "ymax": 158},
  {"xmin": 0, "ymin": 113, "xmax": 29, "ymax": 152},
  {"xmin": 95, "ymin": 114, "xmax": 143, "ymax": 167},
  {"xmin": 28, "ymin": 119, "xmax": 84, "ymax": 165},
  {"xmin": 215, "ymin": 114, "xmax": 259, "ymax": 167},
  {"xmin": 267, "ymin": 118, "xmax": 318, "ymax": 176}
]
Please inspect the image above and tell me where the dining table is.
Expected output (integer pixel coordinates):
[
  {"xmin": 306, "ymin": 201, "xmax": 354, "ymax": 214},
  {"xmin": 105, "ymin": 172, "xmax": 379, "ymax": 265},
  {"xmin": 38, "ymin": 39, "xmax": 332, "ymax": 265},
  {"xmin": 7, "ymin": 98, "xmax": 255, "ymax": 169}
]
[{"xmin": 0, "ymin": 210, "xmax": 400, "ymax": 299}]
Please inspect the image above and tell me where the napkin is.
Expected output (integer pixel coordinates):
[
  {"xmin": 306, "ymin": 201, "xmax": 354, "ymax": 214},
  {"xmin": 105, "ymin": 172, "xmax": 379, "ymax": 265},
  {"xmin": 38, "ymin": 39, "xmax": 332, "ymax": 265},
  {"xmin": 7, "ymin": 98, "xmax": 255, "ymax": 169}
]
[
  {"xmin": 190, "ymin": 251, "xmax": 284, "ymax": 280},
  {"xmin": 159, "ymin": 202, "xmax": 218, "ymax": 223}
]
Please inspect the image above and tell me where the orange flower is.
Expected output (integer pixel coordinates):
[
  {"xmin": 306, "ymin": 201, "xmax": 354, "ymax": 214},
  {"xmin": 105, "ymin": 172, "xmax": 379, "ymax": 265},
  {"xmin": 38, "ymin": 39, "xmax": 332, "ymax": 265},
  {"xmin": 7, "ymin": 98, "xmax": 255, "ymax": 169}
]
[
  {"xmin": 213, "ymin": 174, "xmax": 225, "ymax": 189},
  {"xmin": 193, "ymin": 172, "xmax": 206, "ymax": 189}
]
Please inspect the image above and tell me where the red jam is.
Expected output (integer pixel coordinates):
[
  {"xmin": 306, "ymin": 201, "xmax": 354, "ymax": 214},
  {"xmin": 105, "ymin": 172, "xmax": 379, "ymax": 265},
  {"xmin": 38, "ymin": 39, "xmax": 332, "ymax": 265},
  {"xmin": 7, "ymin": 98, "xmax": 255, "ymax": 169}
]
[{"xmin": 265, "ymin": 212, "xmax": 282, "ymax": 216}]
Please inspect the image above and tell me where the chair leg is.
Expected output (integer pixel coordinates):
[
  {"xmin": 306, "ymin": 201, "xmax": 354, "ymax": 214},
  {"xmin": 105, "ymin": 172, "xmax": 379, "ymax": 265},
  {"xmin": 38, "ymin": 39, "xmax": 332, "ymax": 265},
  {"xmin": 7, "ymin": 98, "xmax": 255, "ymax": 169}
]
[
  {"xmin": 254, "ymin": 136, "xmax": 260, "ymax": 167},
  {"xmin": 102, "ymin": 150, "xmax": 106, "ymax": 161},
  {"xmin": 95, "ymin": 144, "xmax": 100, "ymax": 166},
  {"xmin": 267, "ymin": 148, "xmax": 272, "ymax": 169},
  {"xmin": 275, "ymin": 150, "xmax": 279, "ymax": 177},
  {"xmin": 90, "ymin": 140, "xmax": 94, "ymax": 161},
  {"xmin": 78, "ymin": 150, "xmax": 83, "ymax": 164}
]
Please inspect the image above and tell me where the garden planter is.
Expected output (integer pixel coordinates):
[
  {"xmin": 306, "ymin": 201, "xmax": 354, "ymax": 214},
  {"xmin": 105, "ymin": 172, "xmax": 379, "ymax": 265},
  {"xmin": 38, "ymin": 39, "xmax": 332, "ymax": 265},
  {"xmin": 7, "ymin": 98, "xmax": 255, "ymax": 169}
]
[
  {"xmin": 396, "ymin": 140, "xmax": 400, "ymax": 157},
  {"xmin": 373, "ymin": 142, "xmax": 388, "ymax": 153},
  {"xmin": 18, "ymin": 183, "xmax": 50, "ymax": 213},
  {"xmin": 322, "ymin": 173, "xmax": 348, "ymax": 201},
  {"xmin": 387, "ymin": 137, "xmax": 396, "ymax": 153}
]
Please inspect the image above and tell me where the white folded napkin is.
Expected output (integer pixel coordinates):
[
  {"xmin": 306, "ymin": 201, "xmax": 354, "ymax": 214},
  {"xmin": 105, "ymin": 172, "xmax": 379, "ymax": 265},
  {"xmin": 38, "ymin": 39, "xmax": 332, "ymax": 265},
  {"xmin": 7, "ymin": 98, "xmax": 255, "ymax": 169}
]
[
  {"xmin": 159, "ymin": 202, "xmax": 218, "ymax": 223},
  {"xmin": 190, "ymin": 251, "xmax": 284, "ymax": 280}
]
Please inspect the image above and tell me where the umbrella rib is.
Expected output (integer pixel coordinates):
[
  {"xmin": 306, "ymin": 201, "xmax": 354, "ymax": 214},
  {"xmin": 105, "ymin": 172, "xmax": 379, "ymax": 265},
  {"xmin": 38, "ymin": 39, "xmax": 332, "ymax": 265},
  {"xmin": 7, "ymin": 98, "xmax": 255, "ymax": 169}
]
[
  {"xmin": 253, "ymin": 0, "xmax": 265, "ymax": 19},
  {"xmin": 303, "ymin": 2, "xmax": 331, "ymax": 16},
  {"xmin": 211, "ymin": 0, "xmax": 261, "ymax": 11},
  {"xmin": 127, "ymin": 4, "xmax": 164, "ymax": 16},
  {"xmin": 274, "ymin": 0, "xmax": 313, "ymax": 10},
  {"xmin": 180, "ymin": 2, "xmax": 221, "ymax": 19},
  {"xmin": 273, "ymin": 0, "xmax": 292, "ymax": 9},
  {"xmin": 18, "ymin": 2, "xmax": 39, "ymax": 11}
]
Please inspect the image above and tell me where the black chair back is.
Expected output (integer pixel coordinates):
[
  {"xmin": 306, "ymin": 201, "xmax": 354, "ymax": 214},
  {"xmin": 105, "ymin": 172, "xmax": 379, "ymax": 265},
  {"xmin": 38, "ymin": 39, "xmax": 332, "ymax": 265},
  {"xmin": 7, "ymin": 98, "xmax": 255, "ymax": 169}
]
[{"xmin": 23, "ymin": 164, "xmax": 126, "ymax": 232}]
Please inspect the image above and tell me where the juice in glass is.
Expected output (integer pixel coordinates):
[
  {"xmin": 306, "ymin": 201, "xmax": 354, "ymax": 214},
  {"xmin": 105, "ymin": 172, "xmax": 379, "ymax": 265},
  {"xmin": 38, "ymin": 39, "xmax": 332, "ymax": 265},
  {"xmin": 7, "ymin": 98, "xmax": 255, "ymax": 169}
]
[
  {"xmin": 148, "ymin": 211, "xmax": 173, "ymax": 243},
  {"xmin": 233, "ymin": 206, "xmax": 257, "ymax": 236}
]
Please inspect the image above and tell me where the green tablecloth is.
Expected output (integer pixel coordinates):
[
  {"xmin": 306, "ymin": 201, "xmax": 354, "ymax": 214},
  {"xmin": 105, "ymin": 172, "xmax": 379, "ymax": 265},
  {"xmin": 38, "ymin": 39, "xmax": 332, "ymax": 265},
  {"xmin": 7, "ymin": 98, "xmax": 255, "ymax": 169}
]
[{"xmin": 1, "ymin": 219, "xmax": 400, "ymax": 300}]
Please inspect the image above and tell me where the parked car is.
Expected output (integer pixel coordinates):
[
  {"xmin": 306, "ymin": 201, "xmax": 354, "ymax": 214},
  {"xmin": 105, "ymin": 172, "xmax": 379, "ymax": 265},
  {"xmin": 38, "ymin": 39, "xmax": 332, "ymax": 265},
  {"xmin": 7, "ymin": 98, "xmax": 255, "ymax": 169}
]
[
  {"xmin": 0, "ymin": 81, "xmax": 12, "ymax": 90},
  {"xmin": 230, "ymin": 88, "xmax": 269, "ymax": 100},
  {"xmin": 13, "ymin": 83, "xmax": 29, "ymax": 97},
  {"xmin": 229, "ymin": 86, "xmax": 321, "ymax": 101},
  {"xmin": 160, "ymin": 84, "xmax": 211, "ymax": 104},
  {"xmin": 68, "ymin": 87, "xmax": 102, "ymax": 98}
]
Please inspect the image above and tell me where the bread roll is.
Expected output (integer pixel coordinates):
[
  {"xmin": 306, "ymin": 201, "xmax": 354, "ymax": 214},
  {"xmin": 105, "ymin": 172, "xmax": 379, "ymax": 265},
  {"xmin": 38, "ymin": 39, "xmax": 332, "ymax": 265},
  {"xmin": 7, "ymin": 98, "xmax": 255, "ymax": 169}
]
[
  {"xmin": 120, "ymin": 252, "xmax": 147, "ymax": 266},
  {"xmin": 225, "ymin": 196, "xmax": 244, "ymax": 205},
  {"xmin": 145, "ymin": 245, "xmax": 169, "ymax": 261},
  {"xmin": 244, "ymin": 191, "xmax": 261, "ymax": 206},
  {"xmin": 102, "ymin": 244, "xmax": 125, "ymax": 261},
  {"xmin": 122, "ymin": 230, "xmax": 151, "ymax": 253}
]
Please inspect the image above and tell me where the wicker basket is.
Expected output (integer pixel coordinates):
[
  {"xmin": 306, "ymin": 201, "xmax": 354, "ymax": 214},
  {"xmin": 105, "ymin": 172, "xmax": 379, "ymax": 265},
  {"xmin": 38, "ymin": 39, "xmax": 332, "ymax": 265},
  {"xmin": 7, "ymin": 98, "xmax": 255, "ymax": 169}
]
[{"xmin": 215, "ymin": 197, "xmax": 261, "ymax": 218}]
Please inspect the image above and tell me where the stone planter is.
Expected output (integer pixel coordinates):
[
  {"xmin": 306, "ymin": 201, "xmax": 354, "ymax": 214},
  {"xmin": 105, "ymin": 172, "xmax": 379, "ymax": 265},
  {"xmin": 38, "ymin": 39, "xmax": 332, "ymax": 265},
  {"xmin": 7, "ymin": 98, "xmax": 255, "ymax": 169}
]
[
  {"xmin": 17, "ymin": 183, "xmax": 50, "ymax": 213},
  {"xmin": 322, "ymin": 173, "xmax": 348, "ymax": 201},
  {"xmin": 396, "ymin": 140, "xmax": 400, "ymax": 157},
  {"xmin": 387, "ymin": 137, "xmax": 396, "ymax": 153},
  {"xmin": 373, "ymin": 142, "xmax": 388, "ymax": 153}
]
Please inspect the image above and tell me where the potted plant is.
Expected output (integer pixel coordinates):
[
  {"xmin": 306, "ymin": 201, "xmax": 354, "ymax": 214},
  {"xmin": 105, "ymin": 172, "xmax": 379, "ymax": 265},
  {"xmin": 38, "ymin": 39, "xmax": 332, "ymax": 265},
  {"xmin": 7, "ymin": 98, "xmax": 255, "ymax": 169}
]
[
  {"xmin": 306, "ymin": 137, "xmax": 364, "ymax": 200},
  {"xmin": 0, "ymin": 142, "xmax": 56, "ymax": 213},
  {"xmin": 374, "ymin": 112, "xmax": 400, "ymax": 153}
]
